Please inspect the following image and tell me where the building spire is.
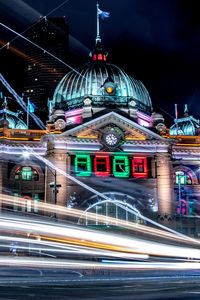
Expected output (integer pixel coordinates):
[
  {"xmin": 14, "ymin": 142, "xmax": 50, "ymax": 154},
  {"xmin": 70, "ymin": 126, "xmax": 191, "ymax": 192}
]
[{"xmin": 2, "ymin": 96, "xmax": 8, "ymax": 109}]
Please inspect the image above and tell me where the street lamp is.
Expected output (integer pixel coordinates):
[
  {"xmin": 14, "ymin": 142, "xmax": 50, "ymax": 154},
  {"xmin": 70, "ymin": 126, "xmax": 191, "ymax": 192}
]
[
  {"xmin": 176, "ymin": 172, "xmax": 187, "ymax": 232},
  {"xmin": 48, "ymin": 168, "xmax": 61, "ymax": 220},
  {"xmin": 48, "ymin": 168, "xmax": 61, "ymax": 206}
]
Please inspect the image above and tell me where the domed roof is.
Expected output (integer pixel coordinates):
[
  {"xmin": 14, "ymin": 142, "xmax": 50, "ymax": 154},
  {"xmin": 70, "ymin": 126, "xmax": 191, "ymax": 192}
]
[
  {"xmin": 0, "ymin": 108, "xmax": 27, "ymax": 129},
  {"xmin": 52, "ymin": 61, "xmax": 152, "ymax": 114},
  {"xmin": 170, "ymin": 116, "xmax": 199, "ymax": 136},
  {"xmin": 151, "ymin": 112, "xmax": 164, "ymax": 120},
  {"xmin": 53, "ymin": 109, "xmax": 65, "ymax": 116}
]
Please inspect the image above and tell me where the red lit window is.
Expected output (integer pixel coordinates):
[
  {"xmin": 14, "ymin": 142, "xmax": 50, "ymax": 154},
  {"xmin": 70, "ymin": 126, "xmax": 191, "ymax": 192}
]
[
  {"xmin": 93, "ymin": 54, "xmax": 97, "ymax": 61},
  {"xmin": 94, "ymin": 156, "xmax": 110, "ymax": 177},
  {"xmin": 132, "ymin": 157, "xmax": 148, "ymax": 178},
  {"xmin": 98, "ymin": 54, "xmax": 102, "ymax": 60}
]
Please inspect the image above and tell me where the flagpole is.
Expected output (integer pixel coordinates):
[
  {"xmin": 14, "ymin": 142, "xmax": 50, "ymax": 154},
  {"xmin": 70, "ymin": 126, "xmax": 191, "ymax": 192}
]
[
  {"xmin": 27, "ymin": 97, "xmax": 29, "ymax": 129},
  {"xmin": 175, "ymin": 103, "xmax": 178, "ymax": 119},
  {"xmin": 96, "ymin": 2, "xmax": 101, "ymax": 43}
]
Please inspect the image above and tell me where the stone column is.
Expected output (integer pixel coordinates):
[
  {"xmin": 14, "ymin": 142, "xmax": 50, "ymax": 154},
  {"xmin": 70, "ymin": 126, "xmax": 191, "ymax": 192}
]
[
  {"xmin": 156, "ymin": 153, "xmax": 174, "ymax": 219},
  {"xmin": 151, "ymin": 157, "xmax": 156, "ymax": 178},
  {"xmin": 0, "ymin": 160, "xmax": 2, "ymax": 211},
  {"xmin": 0, "ymin": 160, "xmax": 8, "ymax": 211}
]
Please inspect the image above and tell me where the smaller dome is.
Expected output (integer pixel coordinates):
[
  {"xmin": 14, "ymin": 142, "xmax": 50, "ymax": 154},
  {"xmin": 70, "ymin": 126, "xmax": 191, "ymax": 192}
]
[
  {"xmin": 0, "ymin": 109, "xmax": 27, "ymax": 129},
  {"xmin": 53, "ymin": 109, "xmax": 65, "ymax": 116},
  {"xmin": 151, "ymin": 112, "xmax": 164, "ymax": 120},
  {"xmin": 170, "ymin": 116, "xmax": 200, "ymax": 136}
]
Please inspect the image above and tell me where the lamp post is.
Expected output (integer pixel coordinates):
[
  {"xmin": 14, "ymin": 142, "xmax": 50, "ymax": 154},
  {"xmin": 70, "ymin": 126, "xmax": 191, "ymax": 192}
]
[
  {"xmin": 177, "ymin": 173, "xmax": 187, "ymax": 232},
  {"xmin": 177, "ymin": 173, "xmax": 182, "ymax": 232},
  {"xmin": 47, "ymin": 167, "xmax": 61, "ymax": 218}
]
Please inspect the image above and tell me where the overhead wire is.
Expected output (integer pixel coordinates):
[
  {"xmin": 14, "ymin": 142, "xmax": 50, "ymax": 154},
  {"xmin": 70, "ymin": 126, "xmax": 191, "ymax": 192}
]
[{"xmin": 0, "ymin": 0, "xmax": 71, "ymax": 51}]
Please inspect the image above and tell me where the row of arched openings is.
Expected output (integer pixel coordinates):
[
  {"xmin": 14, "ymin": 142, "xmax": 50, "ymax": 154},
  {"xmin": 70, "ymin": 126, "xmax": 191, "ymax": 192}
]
[
  {"xmin": 12, "ymin": 165, "xmax": 198, "ymax": 217},
  {"xmin": 15, "ymin": 166, "xmax": 39, "ymax": 181}
]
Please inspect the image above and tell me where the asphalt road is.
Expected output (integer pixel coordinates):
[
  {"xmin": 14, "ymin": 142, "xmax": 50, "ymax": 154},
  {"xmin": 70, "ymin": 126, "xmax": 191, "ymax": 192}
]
[{"xmin": 1, "ymin": 267, "xmax": 200, "ymax": 299}]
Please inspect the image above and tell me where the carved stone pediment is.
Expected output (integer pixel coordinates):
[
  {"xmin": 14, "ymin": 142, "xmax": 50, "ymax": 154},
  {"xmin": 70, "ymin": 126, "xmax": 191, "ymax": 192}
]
[{"xmin": 59, "ymin": 111, "xmax": 166, "ymax": 142}]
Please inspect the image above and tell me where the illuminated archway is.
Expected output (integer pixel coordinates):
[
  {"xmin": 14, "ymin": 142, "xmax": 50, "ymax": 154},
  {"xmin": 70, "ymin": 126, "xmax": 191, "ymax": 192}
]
[
  {"xmin": 174, "ymin": 166, "xmax": 198, "ymax": 185},
  {"xmin": 13, "ymin": 195, "xmax": 40, "ymax": 213},
  {"xmin": 78, "ymin": 192, "xmax": 145, "ymax": 226}
]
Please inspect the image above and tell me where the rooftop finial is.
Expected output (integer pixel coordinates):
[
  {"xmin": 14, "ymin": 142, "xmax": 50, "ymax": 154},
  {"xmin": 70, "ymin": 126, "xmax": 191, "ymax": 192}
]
[
  {"xmin": 2, "ymin": 96, "xmax": 8, "ymax": 109},
  {"xmin": 184, "ymin": 104, "xmax": 189, "ymax": 116}
]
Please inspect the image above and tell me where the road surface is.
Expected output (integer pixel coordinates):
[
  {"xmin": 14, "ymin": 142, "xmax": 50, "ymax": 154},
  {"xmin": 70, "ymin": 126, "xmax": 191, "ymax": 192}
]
[{"xmin": 1, "ymin": 267, "xmax": 200, "ymax": 299}]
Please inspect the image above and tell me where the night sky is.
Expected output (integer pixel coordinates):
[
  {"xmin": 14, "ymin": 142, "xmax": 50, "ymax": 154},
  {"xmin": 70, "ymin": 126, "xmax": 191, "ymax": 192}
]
[{"xmin": 1, "ymin": 0, "xmax": 200, "ymax": 125}]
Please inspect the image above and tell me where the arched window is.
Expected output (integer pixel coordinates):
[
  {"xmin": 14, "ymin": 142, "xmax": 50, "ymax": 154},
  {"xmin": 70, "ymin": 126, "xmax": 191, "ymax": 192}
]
[
  {"xmin": 175, "ymin": 171, "xmax": 192, "ymax": 185},
  {"xmin": 15, "ymin": 166, "xmax": 39, "ymax": 181},
  {"xmin": 13, "ymin": 194, "xmax": 40, "ymax": 213}
]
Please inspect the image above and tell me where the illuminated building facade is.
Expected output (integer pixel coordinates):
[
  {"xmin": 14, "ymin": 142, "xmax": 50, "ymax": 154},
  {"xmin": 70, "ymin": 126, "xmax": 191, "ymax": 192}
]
[{"xmin": 1, "ymin": 31, "xmax": 200, "ymax": 235}]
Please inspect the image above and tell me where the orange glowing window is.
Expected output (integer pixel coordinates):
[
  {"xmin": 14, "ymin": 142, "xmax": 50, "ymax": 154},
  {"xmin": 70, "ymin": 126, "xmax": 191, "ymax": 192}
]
[{"xmin": 106, "ymin": 86, "xmax": 113, "ymax": 94}]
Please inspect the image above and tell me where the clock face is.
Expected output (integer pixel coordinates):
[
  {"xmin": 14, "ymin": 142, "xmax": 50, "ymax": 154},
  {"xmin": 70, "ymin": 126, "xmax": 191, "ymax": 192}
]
[
  {"xmin": 104, "ymin": 82, "xmax": 116, "ymax": 95},
  {"xmin": 55, "ymin": 119, "xmax": 66, "ymax": 130},
  {"xmin": 105, "ymin": 133, "xmax": 118, "ymax": 146}
]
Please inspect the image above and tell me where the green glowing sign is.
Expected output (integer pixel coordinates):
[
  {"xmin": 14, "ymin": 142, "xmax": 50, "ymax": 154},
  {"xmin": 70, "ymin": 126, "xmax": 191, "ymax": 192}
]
[
  {"xmin": 75, "ymin": 154, "xmax": 92, "ymax": 176},
  {"xmin": 113, "ymin": 156, "xmax": 130, "ymax": 178},
  {"xmin": 21, "ymin": 166, "xmax": 33, "ymax": 181}
]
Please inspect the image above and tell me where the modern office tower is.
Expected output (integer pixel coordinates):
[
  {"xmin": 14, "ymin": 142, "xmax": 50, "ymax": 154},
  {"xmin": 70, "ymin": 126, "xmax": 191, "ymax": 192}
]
[{"xmin": 24, "ymin": 17, "xmax": 69, "ymax": 122}]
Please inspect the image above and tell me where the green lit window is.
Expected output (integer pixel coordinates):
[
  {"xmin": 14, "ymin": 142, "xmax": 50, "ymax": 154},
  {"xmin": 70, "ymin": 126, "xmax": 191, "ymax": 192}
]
[
  {"xmin": 113, "ymin": 156, "xmax": 130, "ymax": 178},
  {"xmin": 175, "ymin": 171, "xmax": 192, "ymax": 185},
  {"xmin": 74, "ymin": 155, "xmax": 91, "ymax": 176},
  {"xmin": 188, "ymin": 200, "xmax": 194, "ymax": 215},
  {"xmin": 21, "ymin": 167, "xmax": 32, "ymax": 180},
  {"xmin": 15, "ymin": 166, "xmax": 39, "ymax": 181},
  {"xmin": 33, "ymin": 194, "xmax": 40, "ymax": 213},
  {"xmin": 13, "ymin": 193, "xmax": 19, "ymax": 212}
]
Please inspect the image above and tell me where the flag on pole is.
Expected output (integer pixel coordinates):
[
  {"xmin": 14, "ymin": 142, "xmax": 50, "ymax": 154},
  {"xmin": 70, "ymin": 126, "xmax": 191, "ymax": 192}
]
[
  {"xmin": 28, "ymin": 98, "xmax": 36, "ymax": 113},
  {"xmin": 98, "ymin": 8, "xmax": 110, "ymax": 19}
]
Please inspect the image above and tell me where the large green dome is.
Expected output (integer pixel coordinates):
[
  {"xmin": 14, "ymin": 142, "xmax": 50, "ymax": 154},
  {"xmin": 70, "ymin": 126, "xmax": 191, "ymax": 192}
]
[{"xmin": 52, "ymin": 61, "xmax": 152, "ymax": 114}]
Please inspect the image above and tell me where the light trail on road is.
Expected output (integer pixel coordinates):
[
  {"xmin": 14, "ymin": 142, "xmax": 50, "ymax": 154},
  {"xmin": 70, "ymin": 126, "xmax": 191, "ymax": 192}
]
[
  {"xmin": 1, "ymin": 193, "xmax": 200, "ymax": 247},
  {"xmin": 0, "ymin": 214, "xmax": 200, "ymax": 262},
  {"xmin": 1, "ymin": 256, "xmax": 200, "ymax": 271},
  {"xmin": 0, "ymin": 234, "xmax": 148, "ymax": 260}
]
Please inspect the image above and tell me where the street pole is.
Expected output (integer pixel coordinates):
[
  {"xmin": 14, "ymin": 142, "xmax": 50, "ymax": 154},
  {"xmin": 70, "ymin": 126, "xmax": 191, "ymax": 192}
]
[
  {"xmin": 54, "ymin": 170, "xmax": 57, "ymax": 206},
  {"xmin": 178, "ymin": 174, "xmax": 182, "ymax": 232},
  {"xmin": 27, "ymin": 97, "xmax": 30, "ymax": 129}
]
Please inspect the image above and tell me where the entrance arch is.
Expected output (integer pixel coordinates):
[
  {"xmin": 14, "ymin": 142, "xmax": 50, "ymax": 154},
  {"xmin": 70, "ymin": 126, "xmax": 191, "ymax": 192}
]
[{"xmin": 78, "ymin": 192, "xmax": 144, "ymax": 226}]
